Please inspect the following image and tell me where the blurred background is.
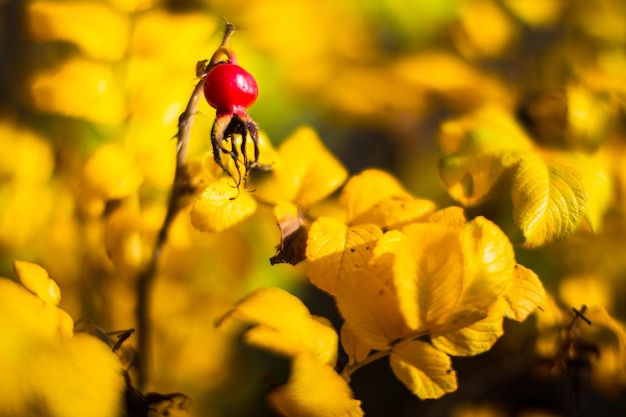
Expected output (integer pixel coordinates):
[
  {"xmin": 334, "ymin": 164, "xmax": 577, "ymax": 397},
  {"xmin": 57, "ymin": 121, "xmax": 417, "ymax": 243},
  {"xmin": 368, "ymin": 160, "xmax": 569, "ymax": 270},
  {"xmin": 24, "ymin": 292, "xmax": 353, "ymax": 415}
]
[{"xmin": 1, "ymin": 0, "xmax": 626, "ymax": 416}]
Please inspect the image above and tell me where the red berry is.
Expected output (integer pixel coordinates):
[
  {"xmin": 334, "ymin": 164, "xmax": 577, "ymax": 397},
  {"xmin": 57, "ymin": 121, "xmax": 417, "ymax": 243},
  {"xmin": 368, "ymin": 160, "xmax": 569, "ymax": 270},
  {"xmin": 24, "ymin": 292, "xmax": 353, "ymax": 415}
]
[{"xmin": 203, "ymin": 63, "xmax": 258, "ymax": 116}]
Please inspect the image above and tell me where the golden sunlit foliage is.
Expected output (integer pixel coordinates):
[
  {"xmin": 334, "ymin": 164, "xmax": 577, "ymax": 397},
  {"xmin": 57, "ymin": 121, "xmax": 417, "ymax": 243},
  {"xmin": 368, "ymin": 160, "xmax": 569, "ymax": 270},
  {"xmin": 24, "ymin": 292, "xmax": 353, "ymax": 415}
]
[{"xmin": 2, "ymin": 0, "xmax": 626, "ymax": 416}]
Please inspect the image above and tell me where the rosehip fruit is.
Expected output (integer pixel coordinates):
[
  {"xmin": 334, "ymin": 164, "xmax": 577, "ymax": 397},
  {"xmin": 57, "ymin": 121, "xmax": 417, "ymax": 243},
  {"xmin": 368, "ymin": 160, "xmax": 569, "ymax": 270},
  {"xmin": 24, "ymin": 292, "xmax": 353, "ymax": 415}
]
[{"xmin": 203, "ymin": 63, "xmax": 258, "ymax": 116}]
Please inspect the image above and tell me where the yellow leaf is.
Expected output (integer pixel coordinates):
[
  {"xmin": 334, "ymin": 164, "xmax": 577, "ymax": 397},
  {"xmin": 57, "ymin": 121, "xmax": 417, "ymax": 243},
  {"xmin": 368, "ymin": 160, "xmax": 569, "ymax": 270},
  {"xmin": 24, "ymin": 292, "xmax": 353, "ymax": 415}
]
[
  {"xmin": 268, "ymin": 354, "xmax": 363, "ymax": 417},
  {"xmin": 400, "ymin": 223, "xmax": 468, "ymax": 332},
  {"xmin": 26, "ymin": 1, "xmax": 130, "ymax": 61},
  {"xmin": 389, "ymin": 339, "xmax": 457, "ymax": 399},
  {"xmin": 438, "ymin": 106, "xmax": 534, "ymax": 156},
  {"xmin": 130, "ymin": 10, "xmax": 218, "ymax": 64},
  {"xmin": 30, "ymin": 57, "xmax": 127, "ymax": 124},
  {"xmin": 440, "ymin": 151, "xmax": 523, "ymax": 206},
  {"xmin": 340, "ymin": 323, "xmax": 371, "ymax": 366},
  {"xmin": 335, "ymin": 232, "xmax": 415, "ymax": 350},
  {"xmin": 0, "ymin": 278, "xmax": 73, "ymax": 350},
  {"xmin": 439, "ymin": 108, "xmax": 606, "ymax": 246},
  {"xmin": 456, "ymin": 0, "xmax": 517, "ymax": 57},
  {"xmin": 431, "ymin": 301, "xmax": 506, "ymax": 356},
  {"xmin": 82, "ymin": 144, "xmax": 143, "ymax": 202},
  {"xmin": 340, "ymin": 169, "xmax": 435, "ymax": 229},
  {"xmin": 376, "ymin": 219, "xmax": 515, "ymax": 335},
  {"xmin": 28, "ymin": 334, "xmax": 125, "ymax": 417},
  {"xmin": 244, "ymin": 318, "xmax": 336, "ymax": 366},
  {"xmin": 339, "ymin": 168, "xmax": 410, "ymax": 218},
  {"xmin": 13, "ymin": 261, "xmax": 61, "ymax": 306},
  {"xmin": 0, "ymin": 119, "xmax": 55, "ymax": 185},
  {"xmin": 503, "ymin": 0, "xmax": 567, "ymax": 27},
  {"xmin": 566, "ymin": 84, "xmax": 614, "ymax": 151},
  {"xmin": 393, "ymin": 53, "xmax": 507, "ymax": 106},
  {"xmin": 458, "ymin": 217, "xmax": 515, "ymax": 310},
  {"xmin": 576, "ymin": 154, "xmax": 612, "ymax": 232},
  {"xmin": 428, "ymin": 206, "xmax": 468, "ymax": 228},
  {"xmin": 504, "ymin": 264, "xmax": 546, "ymax": 321},
  {"xmin": 273, "ymin": 127, "xmax": 348, "ymax": 206},
  {"xmin": 189, "ymin": 177, "xmax": 257, "ymax": 233},
  {"xmin": 217, "ymin": 288, "xmax": 338, "ymax": 366},
  {"xmin": 512, "ymin": 152, "xmax": 587, "ymax": 247},
  {"xmin": 306, "ymin": 217, "xmax": 382, "ymax": 295},
  {"xmin": 341, "ymin": 216, "xmax": 516, "ymax": 349},
  {"xmin": 439, "ymin": 107, "xmax": 533, "ymax": 205}
]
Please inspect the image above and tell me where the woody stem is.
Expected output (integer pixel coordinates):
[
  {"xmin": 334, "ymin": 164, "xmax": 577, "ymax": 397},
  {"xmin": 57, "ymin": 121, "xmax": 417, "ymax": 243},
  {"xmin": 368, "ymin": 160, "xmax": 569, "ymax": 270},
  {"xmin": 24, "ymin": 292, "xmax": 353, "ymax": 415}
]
[{"xmin": 134, "ymin": 22, "xmax": 233, "ymax": 390}]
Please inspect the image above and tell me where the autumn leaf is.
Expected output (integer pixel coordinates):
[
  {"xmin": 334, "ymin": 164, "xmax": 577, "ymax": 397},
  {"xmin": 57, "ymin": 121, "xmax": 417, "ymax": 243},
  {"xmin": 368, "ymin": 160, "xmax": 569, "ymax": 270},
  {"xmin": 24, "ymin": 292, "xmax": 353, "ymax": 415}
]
[
  {"xmin": 573, "ymin": 152, "xmax": 613, "ymax": 232},
  {"xmin": 189, "ymin": 177, "xmax": 257, "ymax": 233},
  {"xmin": 340, "ymin": 323, "xmax": 371, "ymax": 367},
  {"xmin": 457, "ymin": 216, "xmax": 515, "ymax": 311},
  {"xmin": 431, "ymin": 301, "xmax": 506, "ymax": 356},
  {"xmin": 305, "ymin": 217, "xmax": 382, "ymax": 295},
  {"xmin": 439, "ymin": 106, "xmax": 611, "ymax": 247},
  {"xmin": 270, "ymin": 201, "xmax": 308, "ymax": 265},
  {"xmin": 259, "ymin": 126, "xmax": 348, "ymax": 207},
  {"xmin": 399, "ymin": 221, "xmax": 482, "ymax": 333},
  {"xmin": 26, "ymin": 1, "xmax": 130, "ymax": 61},
  {"xmin": 334, "ymin": 215, "xmax": 518, "ymax": 351},
  {"xmin": 0, "ymin": 264, "xmax": 124, "ymax": 417},
  {"xmin": 30, "ymin": 57, "xmax": 128, "ymax": 124},
  {"xmin": 504, "ymin": 264, "xmax": 546, "ymax": 322},
  {"xmin": 82, "ymin": 143, "xmax": 143, "ymax": 202},
  {"xmin": 335, "ymin": 235, "xmax": 415, "ymax": 350},
  {"xmin": 427, "ymin": 206, "xmax": 468, "ymax": 228},
  {"xmin": 268, "ymin": 354, "xmax": 363, "ymax": 417},
  {"xmin": 216, "ymin": 287, "xmax": 338, "ymax": 366},
  {"xmin": 13, "ymin": 260, "xmax": 61, "ymax": 306},
  {"xmin": 340, "ymin": 169, "xmax": 435, "ymax": 229},
  {"xmin": 511, "ymin": 151, "xmax": 587, "ymax": 247},
  {"xmin": 389, "ymin": 339, "xmax": 457, "ymax": 400},
  {"xmin": 439, "ymin": 150, "xmax": 523, "ymax": 206},
  {"xmin": 438, "ymin": 107, "xmax": 533, "ymax": 206}
]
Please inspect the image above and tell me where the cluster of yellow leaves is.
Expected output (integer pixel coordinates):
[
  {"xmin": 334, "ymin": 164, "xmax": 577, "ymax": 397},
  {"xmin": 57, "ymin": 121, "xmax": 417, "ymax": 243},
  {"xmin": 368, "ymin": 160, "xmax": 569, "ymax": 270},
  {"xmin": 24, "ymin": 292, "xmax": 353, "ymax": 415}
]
[
  {"xmin": 189, "ymin": 126, "xmax": 347, "ymax": 234},
  {"xmin": 217, "ymin": 287, "xmax": 363, "ymax": 417},
  {"xmin": 215, "ymin": 144, "xmax": 546, "ymax": 415},
  {"xmin": 7, "ymin": 0, "xmax": 626, "ymax": 415},
  {"xmin": 439, "ymin": 105, "xmax": 613, "ymax": 247},
  {"xmin": 0, "ymin": 261, "xmax": 124, "ymax": 417},
  {"xmin": 24, "ymin": 0, "xmax": 217, "ymax": 126},
  {"xmin": 306, "ymin": 188, "xmax": 545, "ymax": 403}
]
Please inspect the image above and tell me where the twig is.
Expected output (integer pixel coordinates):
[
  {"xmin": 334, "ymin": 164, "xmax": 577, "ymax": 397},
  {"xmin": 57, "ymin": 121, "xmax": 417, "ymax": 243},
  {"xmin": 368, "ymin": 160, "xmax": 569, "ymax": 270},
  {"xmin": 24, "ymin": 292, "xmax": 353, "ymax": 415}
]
[{"xmin": 134, "ymin": 22, "xmax": 235, "ymax": 390}]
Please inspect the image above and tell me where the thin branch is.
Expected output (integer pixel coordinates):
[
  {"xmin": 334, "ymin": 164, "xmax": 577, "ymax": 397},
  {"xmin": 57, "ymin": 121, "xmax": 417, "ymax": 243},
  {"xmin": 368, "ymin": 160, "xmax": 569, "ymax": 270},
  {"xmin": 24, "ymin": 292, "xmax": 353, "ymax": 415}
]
[
  {"xmin": 340, "ymin": 349, "xmax": 391, "ymax": 381},
  {"xmin": 339, "ymin": 332, "xmax": 428, "ymax": 382},
  {"xmin": 134, "ymin": 22, "xmax": 235, "ymax": 390}
]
